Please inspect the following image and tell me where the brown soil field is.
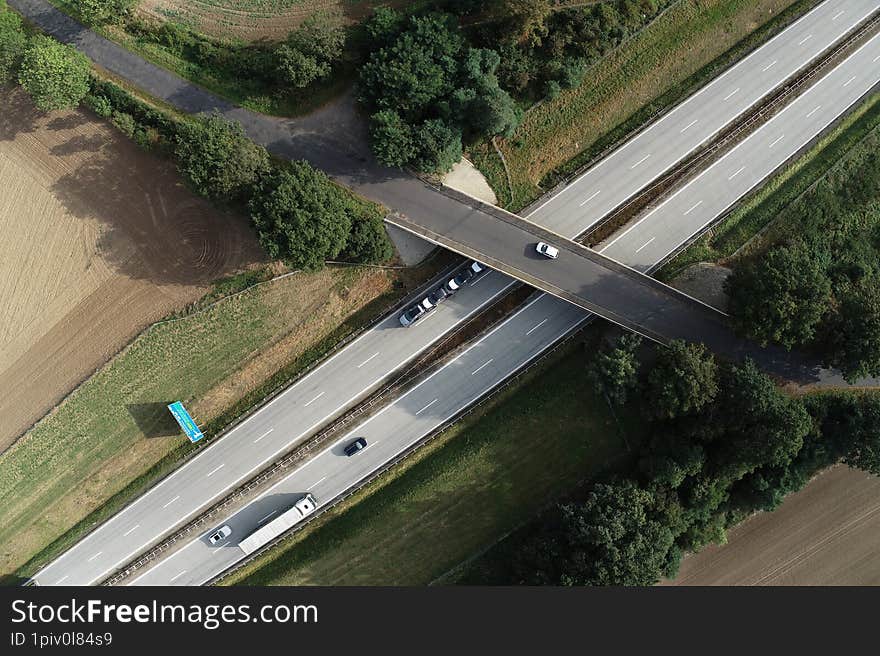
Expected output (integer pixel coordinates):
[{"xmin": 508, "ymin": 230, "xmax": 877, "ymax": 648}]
[
  {"xmin": 138, "ymin": 0, "xmax": 413, "ymax": 41},
  {"xmin": 0, "ymin": 88, "xmax": 263, "ymax": 451},
  {"xmin": 664, "ymin": 466, "xmax": 880, "ymax": 585}
]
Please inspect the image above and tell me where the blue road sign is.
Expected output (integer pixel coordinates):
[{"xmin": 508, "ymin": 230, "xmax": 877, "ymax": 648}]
[{"xmin": 167, "ymin": 401, "xmax": 204, "ymax": 443}]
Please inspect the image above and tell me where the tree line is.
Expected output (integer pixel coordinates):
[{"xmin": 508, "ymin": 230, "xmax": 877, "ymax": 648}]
[
  {"xmin": 480, "ymin": 336, "xmax": 880, "ymax": 585},
  {"xmin": 359, "ymin": 1, "xmax": 674, "ymax": 173},
  {"xmin": 1, "ymin": 1, "xmax": 392, "ymax": 270}
]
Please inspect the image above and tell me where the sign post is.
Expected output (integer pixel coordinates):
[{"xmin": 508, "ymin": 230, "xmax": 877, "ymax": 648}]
[{"xmin": 167, "ymin": 401, "xmax": 204, "ymax": 443}]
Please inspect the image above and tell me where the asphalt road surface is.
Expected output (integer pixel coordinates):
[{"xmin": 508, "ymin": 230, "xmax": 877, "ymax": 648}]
[
  {"xmin": 19, "ymin": 0, "xmax": 877, "ymax": 584},
  {"xmin": 524, "ymin": 0, "xmax": 880, "ymax": 234},
  {"xmin": 131, "ymin": 37, "xmax": 880, "ymax": 586}
]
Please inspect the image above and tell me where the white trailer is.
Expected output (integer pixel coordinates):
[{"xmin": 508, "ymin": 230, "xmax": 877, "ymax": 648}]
[{"xmin": 238, "ymin": 493, "xmax": 317, "ymax": 555}]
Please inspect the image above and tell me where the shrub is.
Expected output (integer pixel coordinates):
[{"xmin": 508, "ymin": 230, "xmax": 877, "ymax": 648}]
[
  {"xmin": 0, "ymin": 4, "xmax": 26, "ymax": 83},
  {"xmin": 18, "ymin": 35, "xmax": 91, "ymax": 111},
  {"xmin": 248, "ymin": 163, "xmax": 353, "ymax": 270},
  {"xmin": 343, "ymin": 213, "xmax": 394, "ymax": 264},
  {"xmin": 74, "ymin": 0, "xmax": 135, "ymax": 26},
  {"xmin": 174, "ymin": 112, "xmax": 270, "ymax": 201},
  {"xmin": 276, "ymin": 11, "xmax": 345, "ymax": 90}
]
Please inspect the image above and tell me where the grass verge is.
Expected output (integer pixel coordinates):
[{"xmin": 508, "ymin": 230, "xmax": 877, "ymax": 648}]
[
  {"xmin": 470, "ymin": 0, "xmax": 822, "ymax": 210},
  {"xmin": 223, "ymin": 333, "xmax": 648, "ymax": 586},
  {"xmin": 0, "ymin": 262, "xmax": 439, "ymax": 583},
  {"xmin": 658, "ymin": 89, "xmax": 880, "ymax": 279}
]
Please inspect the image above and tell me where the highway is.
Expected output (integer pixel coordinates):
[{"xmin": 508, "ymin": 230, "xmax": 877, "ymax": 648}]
[
  {"xmin": 20, "ymin": 0, "xmax": 877, "ymax": 585},
  {"xmin": 130, "ymin": 33, "xmax": 880, "ymax": 585},
  {"xmin": 524, "ymin": 0, "xmax": 880, "ymax": 233}
]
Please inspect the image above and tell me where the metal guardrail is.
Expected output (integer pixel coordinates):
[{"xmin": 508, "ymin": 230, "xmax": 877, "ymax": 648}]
[
  {"xmin": 101, "ymin": 271, "xmax": 516, "ymax": 585},
  {"xmin": 208, "ymin": 305, "xmax": 592, "ymax": 585},
  {"xmin": 579, "ymin": 10, "xmax": 880, "ymax": 248}
]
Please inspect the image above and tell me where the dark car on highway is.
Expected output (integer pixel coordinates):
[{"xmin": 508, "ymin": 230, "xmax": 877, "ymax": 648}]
[{"xmin": 344, "ymin": 437, "xmax": 368, "ymax": 457}]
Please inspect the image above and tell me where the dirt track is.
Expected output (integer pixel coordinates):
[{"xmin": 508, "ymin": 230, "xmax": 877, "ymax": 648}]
[
  {"xmin": 0, "ymin": 89, "xmax": 262, "ymax": 450},
  {"xmin": 665, "ymin": 466, "xmax": 880, "ymax": 585}
]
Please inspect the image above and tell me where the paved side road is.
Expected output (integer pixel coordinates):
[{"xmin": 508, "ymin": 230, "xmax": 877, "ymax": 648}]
[{"xmin": 132, "ymin": 37, "xmax": 880, "ymax": 585}]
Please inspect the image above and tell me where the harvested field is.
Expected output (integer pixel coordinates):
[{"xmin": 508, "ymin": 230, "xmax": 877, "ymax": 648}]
[
  {"xmin": 138, "ymin": 0, "xmax": 414, "ymax": 41},
  {"xmin": 0, "ymin": 88, "xmax": 262, "ymax": 450},
  {"xmin": 665, "ymin": 466, "xmax": 880, "ymax": 585}
]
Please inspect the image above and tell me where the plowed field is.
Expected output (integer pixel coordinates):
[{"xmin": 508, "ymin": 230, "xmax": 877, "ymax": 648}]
[{"xmin": 0, "ymin": 89, "xmax": 262, "ymax": 449}]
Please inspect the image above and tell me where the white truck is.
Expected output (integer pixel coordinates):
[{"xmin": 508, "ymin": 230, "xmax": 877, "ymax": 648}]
[{"xmin": 238, "ymin": 493, "xmax": 317, "ymax": 555}]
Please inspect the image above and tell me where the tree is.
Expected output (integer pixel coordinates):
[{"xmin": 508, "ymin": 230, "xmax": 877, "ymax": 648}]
[
  {"xmin": 456, "ymin": 48, "xmax": 521, "ymax": 138},
  {"xmin": 364, "ymin": 6, "xmax": 404, "ymax": 46},
  {"xmin": 496, "ymin": 0, "xmax": 552, "ymax": 45},
  {"xmin": 174, "ymin": 112, "xmax": 270, "ymax": 201},
  {"xmin": 369, "ymin": 110, "xmax": 416, "ymax": 167},
  {"xmin": 342, "ymin": 212, "xmax": 394, "ymax": 264},
  {"xmin": 711, "ymin": 360, "xmax": 811, "ymax": 475},
  {"xmin": 248, "ymin": 164, "xmax": 352, "ymax": 270},
  {"xmin": 74, "ymin": 0, "xmax": 135, "ymax": 25},
  {"xmin": 412, "ymin": 118, "xmax": 462, "ymax": 174},
  {"xmin": 0, "ymin": 4, "xmax": 26, "ymax": 83},
  {"xmin": 515, "ymin": 481, "xmax": 675, "ymax": 586},
  {"xmin": 725, "ymin": 243, "xmax": 832, "ymax": 349},
  {"xmin": 843, "ymin": 395, "xmax": 880, "ymax": 475},
  {"xmin": 646, "ymin": 340, "xmax": 718, "ymax": 419},
  {"xmin": 17, "ymin": 35, "xmax": 91, "ymax": 111},
  {"xmin": 828, "ymin": 280, "xmax": 880, "ymax": 382},
  {"xmin": 586, "ymin": 333, "xmax": 642, "ymax": 405},
  {"xmin": 358, "ymin": 13, "xmax": 464, "ymax": 120},
  {"xmin": 276, "ymin": 11, "xmax": 345, "ymax": 90}
]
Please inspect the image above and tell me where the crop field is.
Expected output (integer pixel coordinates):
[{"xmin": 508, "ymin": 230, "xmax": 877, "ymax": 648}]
[
  {"xmin": 0, "ymin": 88, "xmax": 262, "ymax": 450},
  {"xmin": 138, "ymin": 0, "xmax": 415, "ymax": 41},
  {"xmin": 473, "ymin": 0, "xmax": 814, "ymax": 209},
  {"xmin": 666, "ymin": 465, "xmax": 880, "ymax": 585}
]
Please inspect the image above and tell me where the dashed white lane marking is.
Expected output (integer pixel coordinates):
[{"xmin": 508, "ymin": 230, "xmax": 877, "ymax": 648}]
[
  {"xmin": 843, "ymin": 75, "xmax": 857, "ymax": 87},
  {"xmin": 832, "ymin": 10, "xmax": 844, "ymax": 21},
  {"xmin": 87, "ymin": 552, "xmax": 102, "ymax": 562},
  {"xmin": 798, "ymin": 34, "xmax": 812, "ymax": 46},
  {"xmin": 162, "ymin": 496, "xmax": 180, "ymax": 509},
  {"xmin": 635, "ymin": 237, "xmax": 655, "ymax": 253},
  {"xmin": 258, "ymin": 510, "xmax": 278, "ymax": 525},
  {"xmin": 680, "ymin": 119, "xmax": 698, "ymax": 133},
  {"xmin": 728, "ymin": 166, "xmax": 746, "ymax": 180},
  {"xmin": 806, "ymin": 105, "xmax": 821, "ymax": 118},
  {"xmin": 206, "ymin": 464, "xmax": 225, "ymax": 478},
  {"xmin": 526, "ymin": 318, "xmax": 548, "ymax": 336},
  {"xmin": 630, "ymin": 154, "xmax": 650, "ymax": 169},
  {"xmin": 762, "ymin": 60, "xmax": 777, "ymax": 72},
  {"xmin": 254, "ymin": 428, "xmax": 273, "ymax": 443},
  {"xmin": 874, "ymin": 55, "xmax": 880, "ymax": 63},
  {"xmin": 769, "ymin": 134, "xmax": 785, "ymax": 148},
  {"xmin": 357, "ymin": 353, "xmax": 380, "ymax": 368},
  {"xmin": 55, "ymin": 576, "xmax": 69, "ymax": 585},
  {"xmin": 310, "ymin": 476, "xmax": 327, "ymax": 488},
  {"xmin": 723, "ymin": 88, "xmax": 740, "ymax": 101},
  {"xmin": 415, "ymin": 399, "xmax": 438, "ymax": 415},
  {"xmin": 471, "ymin": 359, "xmax": 494, "ymax": 376},
  {"xmin": 684, "ymin": 200, "xmax": 703, "ymax": 216},
  {"xmin": 579, "ymin": 190, "xmax": 601, "ymax": 206},
  {"xmin": 169, "ymin": 571, "xmax": 186, "ymax": 583},
  {"xmin": 123, "ymin": 525, "xmax": 139, "ymax": 537},
  {"xmin": 304, "ymin": 391, "xmax": 325, "ymax": 407}
]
